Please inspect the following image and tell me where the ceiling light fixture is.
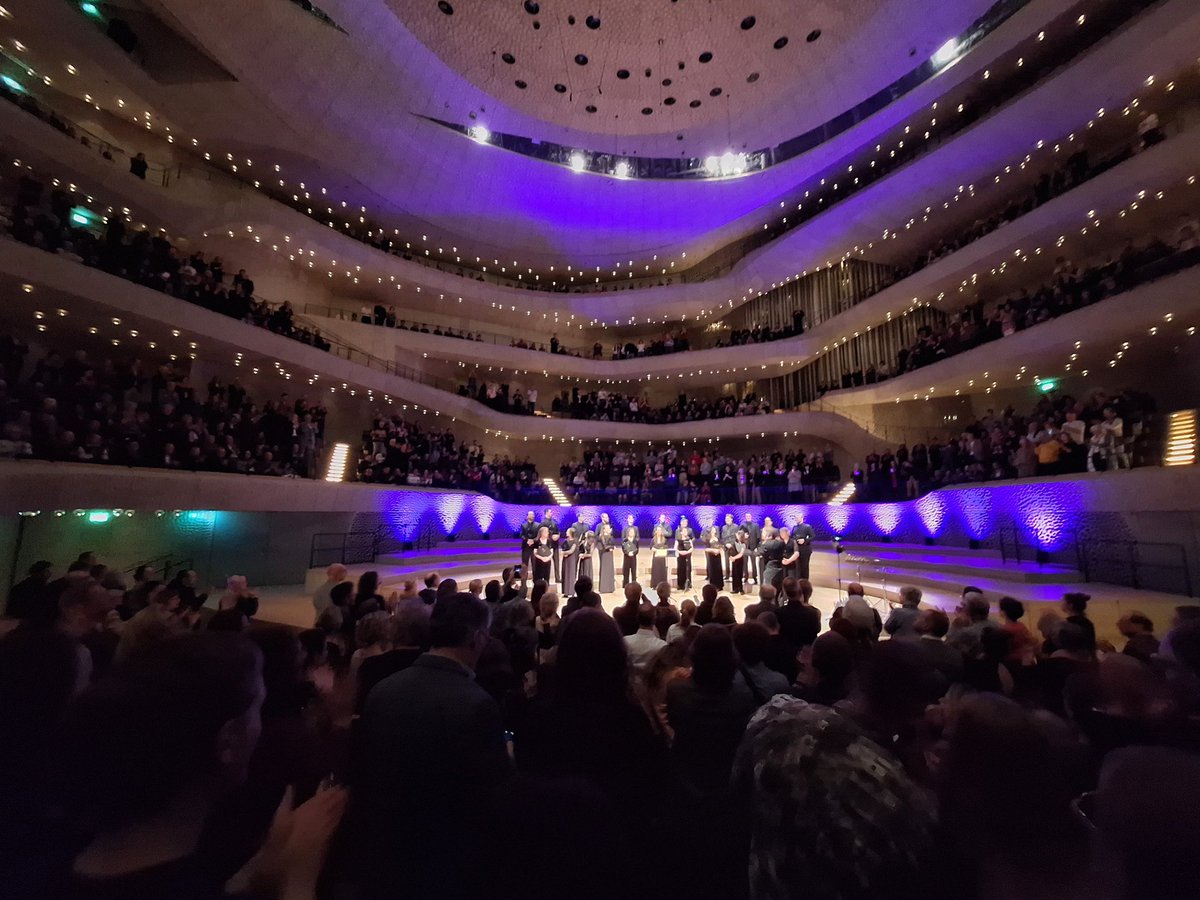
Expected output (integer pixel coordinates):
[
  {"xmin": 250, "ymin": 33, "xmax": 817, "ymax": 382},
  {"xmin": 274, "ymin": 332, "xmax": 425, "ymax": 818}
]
[{"xmin": 931, "ymin": 37, "xmax": 962, "ymax": 68}]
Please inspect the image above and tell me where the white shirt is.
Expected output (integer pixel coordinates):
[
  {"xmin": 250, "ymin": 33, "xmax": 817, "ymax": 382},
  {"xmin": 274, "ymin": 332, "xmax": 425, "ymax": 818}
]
[
  {"xmin": 624, "ymin": 628, "xmax": 667, "ymax": 671},
  {"xmin": 665, "ymin": 622, "xmax": 690, "ymax": 643}
]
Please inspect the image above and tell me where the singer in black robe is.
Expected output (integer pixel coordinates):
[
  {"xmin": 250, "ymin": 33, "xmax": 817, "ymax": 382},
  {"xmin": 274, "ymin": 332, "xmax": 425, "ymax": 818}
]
[
  {"xmin": 704, "ymin": 527, "xmax": 724, "ymax": 590},
  {"xmin": 675, "ymin": 519, "xmax": 695, "ymax": 590}
]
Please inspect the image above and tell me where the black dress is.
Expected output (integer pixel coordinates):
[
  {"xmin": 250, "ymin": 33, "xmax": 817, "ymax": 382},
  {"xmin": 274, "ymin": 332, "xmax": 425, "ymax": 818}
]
[
  {"xmin": 705, "ymin": 536, "xmax": 724, "ymax": 590},
  {"xmin": 676, "ymin": 529, "xmax": 695, "ymax": 590},
  {"xmin": 650, "ymin": 537, "xmax": 669, "ymax": 590},
  {"xmin": 598, "ymin": 527, "xmax": 616, "ymax": 594},
  {"xmin": 731, "ymin": 542, "xmax": 746, "ymax": 594},
  {"xmin": 578, "ymin": 533, "xmax": 595, "ymax": 582},
  {"xmin": 559, "ymin": 537, "xmax": 579, "ymax": 595},
  {"xmin": 532, "ymin": 540, "xmax": 553, "ymax": 584}
]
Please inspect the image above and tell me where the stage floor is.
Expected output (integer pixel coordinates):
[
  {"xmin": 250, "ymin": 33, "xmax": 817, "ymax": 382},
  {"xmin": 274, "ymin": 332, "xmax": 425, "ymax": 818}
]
[{"xmin": 253, "ymin": 542, "xmax": 1194, "ymax": 647}]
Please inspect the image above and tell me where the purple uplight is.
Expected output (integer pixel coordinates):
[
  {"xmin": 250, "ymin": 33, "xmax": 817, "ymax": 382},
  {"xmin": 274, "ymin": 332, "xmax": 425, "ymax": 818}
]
[
  {"xmin": 471, "ymin": 495, "xmax": 497, "ymax": 533},
  {"xmin": 915, "ymin": 492, "xmax": 948, "ymax": 537},
  {"xmin": 372, "ymin": 479, "xmax": 1090, "ymax": 552},
  {"xmin": 954, "ymin": 490, "xmax": 995, "ymax": 540},
  {"xmin": 868, "ymin": 502, "xmax": 904, "ymax": 535},
  {"xmin": 825, "ymin": 504, "xmax": 853, "ymax": 535},
  {"xmin": 1011, "ymin": 482, "xmax": 1083, "ymax": 551}
]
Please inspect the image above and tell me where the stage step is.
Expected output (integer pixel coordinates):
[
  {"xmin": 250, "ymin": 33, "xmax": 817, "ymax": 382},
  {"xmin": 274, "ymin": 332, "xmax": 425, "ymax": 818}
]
[{"xmin": 834, "ymin": 548, "xmax": 1080, "ymax": 584}]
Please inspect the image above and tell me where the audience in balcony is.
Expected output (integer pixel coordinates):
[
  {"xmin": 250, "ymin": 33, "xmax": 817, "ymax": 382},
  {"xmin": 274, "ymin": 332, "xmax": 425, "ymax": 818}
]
[
  {"xmin": 6, "ymin": 176, "xmax": 332, "ymax": 354},
  {"xmin": 851, "ymin": 388, "xmax": 1152, "ymax": 501},
  {"xmin": 0, "ymin": 337, "xmax": 326, "ymax": 477},
  {"xmin": 549, "ymin": 388, "xmax": 772, "ymax": 423},
  {"xmin": 356, "ymin": 413, "xmax": 540, "ymax": 500},
  {"xmin": 818, "ymin": 227, "xmax": 1200, "ymax": 398},
  {"xmin": 562, "ymin": 446, "xmax": 842, "ymax": 505}
]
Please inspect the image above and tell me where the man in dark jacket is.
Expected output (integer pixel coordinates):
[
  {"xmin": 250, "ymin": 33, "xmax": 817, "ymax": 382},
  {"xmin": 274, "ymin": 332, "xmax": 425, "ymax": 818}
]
[{"xmin": 350, "ymin": 593, "xmax": 510, "ymax": 898}]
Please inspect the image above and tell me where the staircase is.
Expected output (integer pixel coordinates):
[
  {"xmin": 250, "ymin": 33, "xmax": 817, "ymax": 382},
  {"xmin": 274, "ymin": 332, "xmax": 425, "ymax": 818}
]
[
  {"xmin": 1163, "ymin": 409, "xmax": 1197, "ymax": 467},
  {"xmin": 543, "ymin": 477, "xmax": 573, "ymax": 506}
]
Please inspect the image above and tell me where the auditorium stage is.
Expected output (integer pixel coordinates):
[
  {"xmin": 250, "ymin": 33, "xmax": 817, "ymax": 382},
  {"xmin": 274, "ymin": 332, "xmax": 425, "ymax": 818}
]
[{"xmin": 251, "ymin": 539, "xmax": 1193, "ymax": 645}]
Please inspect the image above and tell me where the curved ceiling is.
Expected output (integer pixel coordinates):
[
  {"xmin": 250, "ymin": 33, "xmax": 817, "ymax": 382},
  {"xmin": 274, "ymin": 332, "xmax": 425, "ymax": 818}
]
[
  {"xmin": 390, "ymin": 0, "xmax": 991, "ymax": 153},
  {"xmin": 0, "ymin": 0, "xmax": 1060, "ymax": 274}
]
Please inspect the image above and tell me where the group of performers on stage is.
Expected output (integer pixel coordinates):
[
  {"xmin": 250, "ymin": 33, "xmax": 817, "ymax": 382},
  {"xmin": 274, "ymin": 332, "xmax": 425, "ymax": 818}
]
[{"xmin": 519, "ymin": 509, "xmax": 817, "ymax": 596}]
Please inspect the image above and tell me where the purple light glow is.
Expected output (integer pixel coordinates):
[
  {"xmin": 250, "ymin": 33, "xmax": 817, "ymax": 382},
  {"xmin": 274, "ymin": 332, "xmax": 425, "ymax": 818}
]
[
  {"xmin": 373, "ymin": 480, "xmax": 1089, "ymax": 552},
  {"xmin": 955, "ymin": 490, "xmax": 995, "ymax": 540},
  {"xmin": 915, "ymin": 492, "xmax": 949, "ymax": 537},
  {"xmin": 825, "ymin": 504, "xmax": 854, "ymax": 535},
  {"xmin": 1011, "ymin": 482, "xmax": 1083, "ymax": 552},
  {"xmin": 868, "ymin": 503, "xmax": 905, "ymax": 535}
]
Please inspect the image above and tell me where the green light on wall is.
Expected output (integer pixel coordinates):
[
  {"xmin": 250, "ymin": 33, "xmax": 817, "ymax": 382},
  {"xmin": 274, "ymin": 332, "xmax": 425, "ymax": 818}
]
[
  {"xmin": 1, "ymin": 75, "xmax": 25, "ymax": 94},
  {"xmin": 1038, "ymin": 379, "xmax": 1059, "ymax": 394},
  {"xmin": 86, "ymin": 510, "xmax": 112, "ymax": 524},
  {"xmin": 80, "ymin": 2, "xmax": 103, "ymax": 18}
]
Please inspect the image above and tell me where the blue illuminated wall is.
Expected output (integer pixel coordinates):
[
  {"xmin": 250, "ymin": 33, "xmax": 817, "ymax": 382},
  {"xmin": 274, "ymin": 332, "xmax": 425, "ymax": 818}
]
[{"xmin": 375, "ymin": 480, "xmax": 1090, "ymax": 552}]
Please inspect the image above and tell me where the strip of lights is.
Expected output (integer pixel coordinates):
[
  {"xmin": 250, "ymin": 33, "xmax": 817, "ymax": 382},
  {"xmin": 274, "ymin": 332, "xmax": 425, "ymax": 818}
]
[
  {"xmin": 324, "ymin": 442, "xmax": 350, "ymax": 482},
  {"xmin": 542, "ymin": 477, "xmax": 573, "ymax": 507},
  {"xmin": 827, "ymin": 482, "xmax": 858, "ymax": 506},
  {"xmin": 1163, "ymin": 409, "xmax": 1197, "ymax": 466}
]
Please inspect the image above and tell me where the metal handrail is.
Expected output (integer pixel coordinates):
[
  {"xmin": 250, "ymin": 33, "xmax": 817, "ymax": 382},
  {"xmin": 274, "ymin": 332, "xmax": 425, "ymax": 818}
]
[
  {"xmin": 308, "ymin": 530, "xmax": 381, "ymax": 569},
  {"xmin": 123, "ymin": 554, "xmax": 194, "ymax": 581},
  {"xmin": 1074, "ymin": 535, "xmax": 1194, "ymax": 597}
]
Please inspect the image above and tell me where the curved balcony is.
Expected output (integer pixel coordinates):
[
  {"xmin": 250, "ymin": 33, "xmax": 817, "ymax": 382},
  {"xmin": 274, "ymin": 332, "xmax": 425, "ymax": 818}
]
[
  {"xmin": 3, "ymin": 0, "xmax": 1194, "ymax": 336},
  {"xmin": 0, "ymin": 239, "xmax": 889, "ymax": 461},
  {"xmin": 5, "ymin": 232, "xmax": 1199, "ymax": 466},
  {"xmin": 307, "ymin": 121, "xmax": 1200, "ymax": 388}
]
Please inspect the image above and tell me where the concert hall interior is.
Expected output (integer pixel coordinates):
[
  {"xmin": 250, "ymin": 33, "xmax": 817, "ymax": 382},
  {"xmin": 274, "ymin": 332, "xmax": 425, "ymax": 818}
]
[{"xmin": 2, "ymin": 1, "xmax": 1200, "ymax": 898}]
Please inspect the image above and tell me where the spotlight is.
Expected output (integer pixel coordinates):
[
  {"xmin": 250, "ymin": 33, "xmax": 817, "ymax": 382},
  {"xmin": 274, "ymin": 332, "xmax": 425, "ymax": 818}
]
[
  {"xmin": 568, "ymin": 152, "xmax": 587, "ymax": 172},
  {"xmin": 469, "ymin": 124, "xmax": 491, "ymax": 143},
  {"xmin": 703, "ymin": 155, "xmax": 721, "ymax": 175},
  {"xmin": 932, "ymin": 37, "xmax": 961, "ymax": 68},
  {"xmin": 614, "ymin": 159, "xmax": 630, "ymax": 178}
]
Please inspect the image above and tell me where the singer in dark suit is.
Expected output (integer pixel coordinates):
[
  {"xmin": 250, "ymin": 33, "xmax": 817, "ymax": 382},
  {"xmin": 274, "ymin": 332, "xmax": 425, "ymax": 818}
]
[
  {"xmin": 720, "ymin": 513, "xmax": 739, "ymax": 579},
  {"xmin": 741, "ymin": 513, "xmax": 761, "ymax": 585},
  {"xmin": 621, "ymin": 515, "xmax": 640, "ymax": 587},
  {"xmin": 519, "ymin": 511, "xmax": 539, "ymax": 588},
  {"xmin": 792, "ymin": 515, "xmax": 817, "ymax": 580}
]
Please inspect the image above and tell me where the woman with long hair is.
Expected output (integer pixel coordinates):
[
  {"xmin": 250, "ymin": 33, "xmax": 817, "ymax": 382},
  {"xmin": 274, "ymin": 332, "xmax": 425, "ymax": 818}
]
[
  {"xmin": 597, "ymin": 520, "xmax": 616, "ymax": 594},
  {"xmin": 559, "ymin": 527, "xmax": 578, "ymax": 596},
  {"xmin": 514, "ymin": 610, "xmax": 665, "ymax": 851}
]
